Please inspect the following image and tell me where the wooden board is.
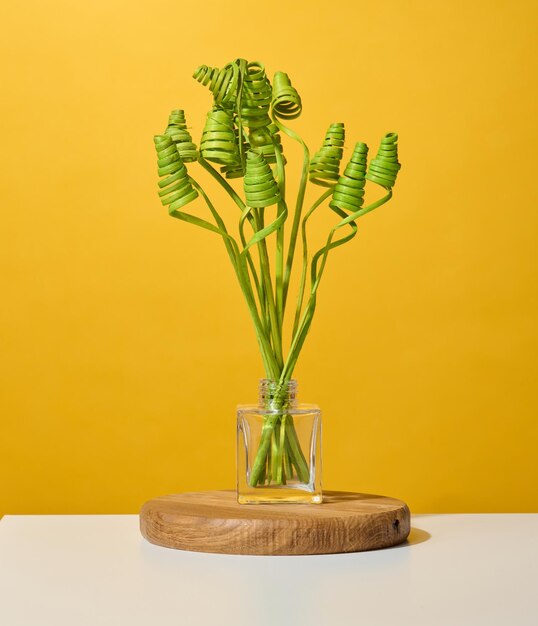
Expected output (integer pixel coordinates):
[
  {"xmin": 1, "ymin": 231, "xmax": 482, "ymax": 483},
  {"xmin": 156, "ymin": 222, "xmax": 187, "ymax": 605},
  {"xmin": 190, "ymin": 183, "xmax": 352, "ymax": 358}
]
[{"xmin": 140, "ymin": 490, "xmax": 410, "ymax": 555}]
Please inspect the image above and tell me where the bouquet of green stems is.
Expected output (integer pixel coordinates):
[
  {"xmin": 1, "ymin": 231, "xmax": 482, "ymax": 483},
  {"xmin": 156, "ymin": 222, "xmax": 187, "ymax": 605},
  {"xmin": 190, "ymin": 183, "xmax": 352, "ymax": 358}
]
[{"xmin": 153, "ymin": 58, "xmax": 400, "ymax": 488}]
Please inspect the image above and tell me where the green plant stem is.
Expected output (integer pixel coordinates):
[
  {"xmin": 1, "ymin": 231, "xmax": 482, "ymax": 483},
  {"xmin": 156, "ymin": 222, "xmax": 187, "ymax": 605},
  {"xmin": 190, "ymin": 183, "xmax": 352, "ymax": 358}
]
[
  {"xmin": 188, "ymin": 178, "xmax": 237, "ymax": 267},
  {"xmin": 238, "ymin": 196, "xmax": 288, "ymax": 373},
  {"xmin": 259, "ymin": 459, "xmax": 266, "ymax": 486},
  {"xmin": 275, "ymin": 414, "xmax": 287, "ymax": 484},
  {"xmin": 246, "ymin": 124, "xmax": 312, "ymax": 489},
  {"xmin": 249, "ymin": 414, "xmax": 278, "ymax": 486},
  {"xmin": 285, "ymin": 416, "xmax": 309, "ymax": 482},
  {"xmin": 284, "ymin": 443, "xmax": 293, "ymax": 481},
  {"xmin": 292, "ymin": 188, "xmax": 333, "ymax": 337},
  {"xmin": 281, "ymin": 189, "xmax": 393, "ymax": 382},
  {"xmin": 271, "ymin": 422, "xmax": 281, "ymax": 483},
  {"xmin": 191, "ymin": 178, "xmax": 279, "ymax": 378},
  {"xmin": 198, "ymin": 157, "xmax": 267, "ymax": 326},
  {"xmin": 272, "ymin": 116, "xmax": 310, "ymax": 314},
  {"xmin": 254, "ymin": 209, "xmax": 283, "ymax": 368},
  {"xmin": 239, "ymin": 206, "xmax": 270, "ymax": 334},
  {"xmin": 248, "ymin": 377, "xmax": 311, "ymax": 487},
  {"xmin": 235, "ymin": 59, "xmax": 247, "ymax": 170},
  {"xmin": 275, "ymin": 200, "xmax": 286, "ymax": 332},
  {"xmin": 248, "ymin": 124, "xmax": 312, "ymax": 488},
  {"xmin": 238, "ymin": 204, "xmax": 278, "ymax": 358},
  {"xmin": 249, "ymin": 412, "xmax": 309, "ymax": 487},
  {"xmin": 274, "ymin": 139, "xmax": 287, "ymax": 332}
]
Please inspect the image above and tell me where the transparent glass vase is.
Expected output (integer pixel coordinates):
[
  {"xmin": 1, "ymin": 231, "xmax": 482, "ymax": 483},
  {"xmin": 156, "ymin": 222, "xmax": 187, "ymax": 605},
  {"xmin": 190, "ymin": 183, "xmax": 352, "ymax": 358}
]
[{"xmin": 237, "ymin": 379, "xmax": 322, "ymax": 504}]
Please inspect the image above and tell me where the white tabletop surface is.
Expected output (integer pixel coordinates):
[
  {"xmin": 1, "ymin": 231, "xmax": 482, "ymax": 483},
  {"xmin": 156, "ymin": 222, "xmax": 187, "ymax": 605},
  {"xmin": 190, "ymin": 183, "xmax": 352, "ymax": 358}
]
[{"xmin": 0, "ymin": 513, "xmax": 537, "ymax": 625}]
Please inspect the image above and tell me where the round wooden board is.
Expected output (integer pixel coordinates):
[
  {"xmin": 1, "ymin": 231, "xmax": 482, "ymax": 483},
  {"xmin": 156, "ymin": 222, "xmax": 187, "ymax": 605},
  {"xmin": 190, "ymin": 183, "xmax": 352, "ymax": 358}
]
[{"xmin": 140, "ymin": 490, "xmax": 410, "ymax": 556}]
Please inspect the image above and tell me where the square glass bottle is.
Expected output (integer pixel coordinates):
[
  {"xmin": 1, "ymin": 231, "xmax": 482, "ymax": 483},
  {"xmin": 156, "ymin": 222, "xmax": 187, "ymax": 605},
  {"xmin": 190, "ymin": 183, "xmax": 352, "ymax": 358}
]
[{"xmin": 237, "ymin": 379, "xmax": 322, "ymax": 504}]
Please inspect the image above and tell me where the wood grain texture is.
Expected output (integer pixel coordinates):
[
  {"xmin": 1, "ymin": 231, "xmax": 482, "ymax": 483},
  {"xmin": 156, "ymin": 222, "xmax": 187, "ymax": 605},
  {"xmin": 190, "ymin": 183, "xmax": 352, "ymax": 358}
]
[{"xmin": 140, "ymin": 490, "xmax": 410, "ymax": 555}]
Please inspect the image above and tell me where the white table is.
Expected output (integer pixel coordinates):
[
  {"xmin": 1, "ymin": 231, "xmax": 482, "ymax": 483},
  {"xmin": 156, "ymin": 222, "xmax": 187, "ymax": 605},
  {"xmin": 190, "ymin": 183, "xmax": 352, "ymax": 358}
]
[{"xmin": 0, "ymin": 514, "xmax": 536, "ymax": 625}]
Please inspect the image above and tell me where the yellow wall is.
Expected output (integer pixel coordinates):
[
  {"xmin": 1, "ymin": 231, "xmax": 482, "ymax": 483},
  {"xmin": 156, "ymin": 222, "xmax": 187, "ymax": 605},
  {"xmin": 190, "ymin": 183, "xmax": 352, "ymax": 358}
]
[{"xmin": 1, "ymin": 1, "xmax": 537, "ymax": 514}]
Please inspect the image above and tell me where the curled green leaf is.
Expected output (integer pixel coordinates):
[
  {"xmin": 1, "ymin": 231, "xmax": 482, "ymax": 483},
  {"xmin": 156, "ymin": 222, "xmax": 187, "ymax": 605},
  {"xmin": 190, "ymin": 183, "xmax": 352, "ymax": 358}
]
[
  {"xmin": 220, "ymin": 127, "xmax": 248, "ymax": 179},
  {"xmin": 164, "ymin": 110, "xmax": 198, "ymax": 162},
  {"xmin": 192, "ymin": 61, "xmax": 240, "ymax": 107},
  {"xmin": 309, "ymin": 123, "xmax": 345, "ymax": 187},
  {"xmin": 241, "ymin": 61, "xmax": 272, "ymax": 129},
  {"xmin": 243, "ymin": 151, "xmax": 281, "ymax": 208},
  {"xmin": 365, "ymin": 132, "xmax": 401, "ymax": 188},
  {"xmin": 200, "ymin": 107, "xmax": 240, "ymax": 165},
  {"xmin": 330, "ymin": 142, "xmax": 368, "ymax": 212},
  {"xmin": 154, "ymin": 135, "xmax": 198, "ymax": 212},
  {"xmin": 272, "ymin": 72, "xmax": 302, "ymax": 120}
]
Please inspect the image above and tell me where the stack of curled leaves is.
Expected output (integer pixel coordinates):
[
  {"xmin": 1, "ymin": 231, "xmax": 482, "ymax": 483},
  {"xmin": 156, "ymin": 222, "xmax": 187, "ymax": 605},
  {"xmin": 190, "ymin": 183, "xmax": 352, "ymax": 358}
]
[{"xmin": 153, "ymin": 59, "xmax": 401, "ymax": 488}]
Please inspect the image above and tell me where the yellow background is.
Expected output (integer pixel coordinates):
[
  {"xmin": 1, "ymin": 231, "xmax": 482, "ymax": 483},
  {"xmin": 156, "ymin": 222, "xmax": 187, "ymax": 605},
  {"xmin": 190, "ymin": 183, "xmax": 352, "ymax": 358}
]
[{"xmin": 1, "ymin": 1, "xmax": 537, "ymax": 514}]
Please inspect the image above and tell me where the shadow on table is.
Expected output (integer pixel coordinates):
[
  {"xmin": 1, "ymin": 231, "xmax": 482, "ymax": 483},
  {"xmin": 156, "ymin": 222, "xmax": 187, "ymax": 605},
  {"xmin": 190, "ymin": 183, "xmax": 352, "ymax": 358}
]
[{"xmin": 391, "ymin": 526, "xmax": 431, "ymax": 549}]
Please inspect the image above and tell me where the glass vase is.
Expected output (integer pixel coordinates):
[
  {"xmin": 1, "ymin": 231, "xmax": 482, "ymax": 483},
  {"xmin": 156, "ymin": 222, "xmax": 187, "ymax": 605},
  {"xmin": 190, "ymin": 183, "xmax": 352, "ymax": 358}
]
[{"xmin": 237, "ymin": 379, "xmax": 322, "ymax": 504}]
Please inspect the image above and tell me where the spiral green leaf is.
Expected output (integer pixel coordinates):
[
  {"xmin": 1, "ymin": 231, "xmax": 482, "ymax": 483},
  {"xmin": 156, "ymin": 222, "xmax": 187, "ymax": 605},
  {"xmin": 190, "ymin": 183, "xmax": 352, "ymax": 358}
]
[
  {"xmin": 330, "ymin": 142, "xmax": 368, "ymax": 212},
  {"xmin": 248, "ymin": 124, "xmax": 285, "ymax": 166},
  {"xmin": 200, "ymin": 107, "xmax": 240, "ymax": 165},
  {"xmin": 365, "ymin": 132, "xmax": 401, "ymax": 188},
  {"xmin": 271, "ymin": 71, "xmax": 302, "ymax": 120},
  {"xmin": 154, "ymin": 135, "xmax": 198, "ymax": 212},
  {"xmin": 218, "ymin": 128, "xmax": 248, "ymax": 178},
  {"xmin": 309, "ymin": 123, "xmax": 345, "ymax": 187},
  {"xmin": 164, "ymin": 109, "xmax": 198, "ymax": 163},
  {"xmin": 241, "ymin": 61, "xmax": 272, "ymax": 129},
  {"xmin": 193, "ymin": 61, "xmax": 240, "ymax": 107},
  {"xmin": 243, "ymin": 150, "xmax": 281, "ymax": 208}
]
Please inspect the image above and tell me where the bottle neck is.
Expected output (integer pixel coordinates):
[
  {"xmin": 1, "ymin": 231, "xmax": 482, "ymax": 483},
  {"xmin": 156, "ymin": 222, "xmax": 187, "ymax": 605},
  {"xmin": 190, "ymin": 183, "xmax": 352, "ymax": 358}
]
[{"xmin": 258, "ymin": 379, "xmax": 298, "ymax": 410}]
